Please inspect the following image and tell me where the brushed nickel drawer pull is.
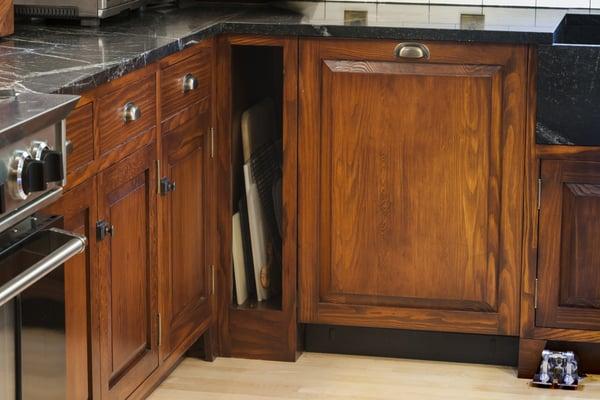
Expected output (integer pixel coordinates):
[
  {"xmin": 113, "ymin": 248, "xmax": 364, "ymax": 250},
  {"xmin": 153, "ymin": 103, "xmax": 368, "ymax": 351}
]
[
  {"xmin": 394, "ymin": 43, "xmax": 430, "ymax": 60},
  {"xmin": 123, "ymin": 101, "xmax": 141, "ymax": 122},
  {"xmin": 182, "ymin": 73, "xmax": 198, "ymax": 93}
]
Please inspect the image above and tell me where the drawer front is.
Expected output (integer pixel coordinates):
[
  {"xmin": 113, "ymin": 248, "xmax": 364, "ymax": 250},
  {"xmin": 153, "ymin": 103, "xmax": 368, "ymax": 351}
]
[
  {"xmin": 161, "ymin": 48, "xmax": 211, "ymax": 122},
  {"xmin": 98, "ymin": 74, "xmax": 156, "ymax": 155},
  {"xmin": 66, "ymin": 103, "xmax": 94, "ymax": 172}
]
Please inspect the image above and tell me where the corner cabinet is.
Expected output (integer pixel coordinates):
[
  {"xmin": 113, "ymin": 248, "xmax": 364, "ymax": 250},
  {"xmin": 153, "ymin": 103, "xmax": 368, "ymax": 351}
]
[{"xmin": 298, "ymin": 39, "xmax": 528, "ymax": 336}]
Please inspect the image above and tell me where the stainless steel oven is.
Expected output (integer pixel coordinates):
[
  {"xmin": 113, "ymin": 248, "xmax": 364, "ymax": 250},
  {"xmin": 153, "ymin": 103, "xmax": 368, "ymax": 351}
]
[
  {"xmin": 0, "ymin": 215, "xmax": 86, "ymax": 400},
  {"xmin": 0, "ymin": 89, "xmax": 83, "ymax": 400}
]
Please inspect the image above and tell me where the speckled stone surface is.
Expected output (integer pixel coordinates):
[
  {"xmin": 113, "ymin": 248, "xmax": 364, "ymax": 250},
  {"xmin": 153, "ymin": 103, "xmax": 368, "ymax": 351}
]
[
  {"xmin": 0, "ymin": 1, "xmax": 595, "ymax": 145},
  {"xmin": 0, "ymin": 1, "xmax": 571, "ymax": 95},
  {"xmin": 537, "ymin": 14, "xmax": 600, "ymax": 146}
]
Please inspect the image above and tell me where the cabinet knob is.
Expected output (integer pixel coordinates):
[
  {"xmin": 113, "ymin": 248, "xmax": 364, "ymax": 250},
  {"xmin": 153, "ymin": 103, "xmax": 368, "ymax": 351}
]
[
  {"xmin": 65, "ymin": 139, "xmax": 74, "ymax": 155},
  {"xmin": 394, "ymin": 43, "xmax": 430, "ymax": 60},
  {"xmin": 182, "ymin": 73, "xmax": 198, "ymax": 93},
  {"xmin": 123, "ymin": 101, "xmax": 141, "ymax": 122}
]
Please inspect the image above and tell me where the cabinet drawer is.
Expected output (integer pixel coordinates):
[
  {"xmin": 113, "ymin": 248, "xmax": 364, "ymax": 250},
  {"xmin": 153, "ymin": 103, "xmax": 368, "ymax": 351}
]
[
  {"xmin": 66, "ymin": 103, "xmax": 94, "ymax": 173},
  {"xmin": 161, "ymin": 48, "xmax": 211, "ymax": 122},
  {"xmin": 97, "ymin": 74, "xmax": 156, "ymax": 155}
]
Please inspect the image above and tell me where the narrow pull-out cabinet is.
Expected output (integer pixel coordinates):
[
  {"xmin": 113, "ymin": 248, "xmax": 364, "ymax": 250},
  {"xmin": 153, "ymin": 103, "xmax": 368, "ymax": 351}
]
[
  {"xmin": 215, "ymin": 35, "xmax": 298, "ymax": 361},
  {"xmin": 298, "ymin": 39, "xmax": 528, "ymax": 336}
]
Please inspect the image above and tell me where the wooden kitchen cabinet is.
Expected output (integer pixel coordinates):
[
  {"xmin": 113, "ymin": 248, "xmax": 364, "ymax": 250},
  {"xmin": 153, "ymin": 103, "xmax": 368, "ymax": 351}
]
[
  {"xmin": 298, "ymin": 39, "xmax": 528, "ymax": 336},
  {"xmin": 537, "ymin": 159, "xmax": 600, "ymax": 331},
  {"xmin": 43, "ymin": 178, "xmax": 99, "ymax": 400},
  {"xmin": 159, "ymin": 98, "xmax": 213, "ymax": 360},
  {"xmin": 97, "ymin": 144, "xmax": 159, "ymax": 399}
]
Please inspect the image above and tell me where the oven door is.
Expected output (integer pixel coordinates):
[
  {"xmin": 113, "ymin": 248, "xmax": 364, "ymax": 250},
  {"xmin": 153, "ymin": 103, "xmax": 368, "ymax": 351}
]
[{"xmin": 0, "ymin": 215, "xmax": 86, "ymax": 400}]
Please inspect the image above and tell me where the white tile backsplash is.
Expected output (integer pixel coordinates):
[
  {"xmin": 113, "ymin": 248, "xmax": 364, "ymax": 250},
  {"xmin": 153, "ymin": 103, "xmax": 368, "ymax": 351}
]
[{"xmin": 324, "ymin": 0, "xmax": 598, "ymax": 10}]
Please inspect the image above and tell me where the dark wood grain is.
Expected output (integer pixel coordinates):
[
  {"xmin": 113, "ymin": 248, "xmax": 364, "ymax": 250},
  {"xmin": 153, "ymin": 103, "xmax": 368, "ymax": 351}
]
[
  {"xmin": 97, "ymin": 144, "xmax": 158, "ymax": 399},
  {"xmin": 159, "ymin": 98, "xmax": 212, "ymax": 360},
  {"xmin": 537, "ymin": 160, "xmax": 600, "ymax": 331},
  {"xmin": 66, "ymin": 103, "xmax": 94, "ymax": 189},
  {"xmin": 97, "ymin": 74, "xmax": 156, "ymax": 156},
  {"xmin": 160, "ymin": 47, "xmax": 211, "ymax": 123},
  {"xmin": 299, "ymin": 38, "xmax": 528, "ymax": 336},
  {"xmin": 43, "ymin": 178, "xmax": 99, "ymax": 400},
  {"xmin": 517, "ymin": 338, "xmax": 546, "ymax": 378},
  {"xmin": 0, "ymin": 0, "xmax": 13, "ymax": 37}
]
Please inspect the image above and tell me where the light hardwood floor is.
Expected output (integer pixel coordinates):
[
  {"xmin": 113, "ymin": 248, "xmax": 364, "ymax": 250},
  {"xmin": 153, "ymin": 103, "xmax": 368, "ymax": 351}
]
[{"xmin": 149, "ymin": 353, "xmax": 600, "ymax": 399}]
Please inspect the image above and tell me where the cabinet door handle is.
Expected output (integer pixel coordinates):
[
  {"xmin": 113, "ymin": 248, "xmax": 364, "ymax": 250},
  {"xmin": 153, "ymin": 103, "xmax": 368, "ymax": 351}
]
[
  {"xmin": 123, "ymin": 101, "xmax": 141, "ymax": 122},
  {"xmin": 394, "ymin": 43, "xmax": 430, "ymax": 60},
  {"xmin": 182, "ymin": 73, "xmax": 198, "ymax": 93},
  {"xmin": 96, "ymin": 220, "xmax": 115, "ymax": 241}
]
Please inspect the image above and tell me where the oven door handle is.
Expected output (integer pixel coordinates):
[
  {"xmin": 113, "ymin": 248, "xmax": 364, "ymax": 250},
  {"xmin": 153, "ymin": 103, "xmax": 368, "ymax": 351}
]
[{"xmin": 0, "ymin": 228, "xmax": 87, "ymax": 307}]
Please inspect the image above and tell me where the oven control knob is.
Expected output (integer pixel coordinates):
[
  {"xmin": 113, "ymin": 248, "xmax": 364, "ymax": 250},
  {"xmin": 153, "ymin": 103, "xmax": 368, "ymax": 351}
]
[
  {"xmin": 29, "ymin": 141, "xmax": 64, "ymax": 184},
  {"xmin": 8, "ymin": 150, "xmax": 46, "ymax": 200},
  {"xmin": 22, "ymin": 158, "xmax": 46, "ymax": 194},
  {"xmin": 42, "ymin": 149, "xmax": 64, "ymax": 183},
  {"xmin": 29, "ymin": 140, "xmax": 49, "ymax": 161}
]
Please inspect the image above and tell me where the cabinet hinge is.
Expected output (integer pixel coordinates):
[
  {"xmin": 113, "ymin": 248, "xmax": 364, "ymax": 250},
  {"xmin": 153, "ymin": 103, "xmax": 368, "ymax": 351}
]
[
  {"xmin": 156, "ymin": 160, "xmax": 161, "ymax": 195},
  {"xmin": 534, "ymin": 278, "xmax": 539, "ymax": 310},
  {"xmin": 211, "ymin": 265, "xmax": 216, "ymax": 296},
  {"xmin": 210, "ymin": 127, "xmax": 215, "ymax": 159},
  {"xmin": 537, "ymin": 178, "xmax": 542, "ymax": 210},
  {"xmin": 158, "ymin": 313, "xmax": 162, "ymax": 347}
]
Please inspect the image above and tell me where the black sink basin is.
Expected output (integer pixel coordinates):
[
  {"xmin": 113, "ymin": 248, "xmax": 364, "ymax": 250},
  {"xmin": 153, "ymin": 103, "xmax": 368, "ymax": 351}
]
[{"xmin": 555, "ymin": 14, "xmax": 600, "ymax": 45}]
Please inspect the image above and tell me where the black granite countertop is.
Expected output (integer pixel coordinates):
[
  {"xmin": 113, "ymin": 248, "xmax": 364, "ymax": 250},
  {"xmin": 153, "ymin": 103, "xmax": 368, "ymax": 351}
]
[
  {"xmin": 0, "ymin": 0, "xmax": 584, "ymax": 96},
  {"xmin": 2, "ymin": 1, "xmax": 599, "ymax": 146}
]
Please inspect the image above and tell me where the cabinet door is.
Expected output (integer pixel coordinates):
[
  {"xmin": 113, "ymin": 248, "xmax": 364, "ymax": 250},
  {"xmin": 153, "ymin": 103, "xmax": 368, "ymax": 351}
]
[
  {"xmin": 43, "ymin": 178, "xmax": 98, "ymax": 400},
  {"xmin": 97, "ymin": 144, "xmax": 158, "ymax": 399},
  {"xmin": 537, "ymin": 160, "xmax": 600, "ymax": 331},
  {"xmin": 160, "ymin": 99, "xmax": 212, "ymax": 359},
  {"xmin": 299, "ymin": 39, "xmax": 527, "ymax": 335}
]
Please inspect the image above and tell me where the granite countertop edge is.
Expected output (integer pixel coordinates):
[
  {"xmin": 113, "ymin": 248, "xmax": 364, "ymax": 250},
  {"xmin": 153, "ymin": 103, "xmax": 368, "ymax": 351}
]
[{"xmin": 0, "ymin": 2, "xmax": 569, "ymax": 97}]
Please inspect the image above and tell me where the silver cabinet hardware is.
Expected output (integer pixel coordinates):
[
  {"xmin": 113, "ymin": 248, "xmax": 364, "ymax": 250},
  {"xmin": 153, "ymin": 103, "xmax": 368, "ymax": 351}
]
[
  {"xmin": 158, "ymin": 313, "xmax": 162, "ymax": 347},
  {"xmin": 122, "ymin": 101, "xmax": 141, "ymax": 122},
  {"xmin": 394, "ymin": 43, "xmax": 430, "ymax": 60},
  {"xmin": 182, "ymin": 73, "xmax": 198, "ymax": 93}
]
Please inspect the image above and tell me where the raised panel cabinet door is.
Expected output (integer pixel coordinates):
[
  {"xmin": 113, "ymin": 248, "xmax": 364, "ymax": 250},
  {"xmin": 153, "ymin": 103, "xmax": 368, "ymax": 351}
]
[
  {"xmin": 97, "ymin": 144, "xmax": 158, "ymax": 399},
  {"xmin": 299, "ymin": 39, "xmax": 527, "ymax": 335},
  {"xmin": 43, "ymin": 178, "xmax": 98, "ymax": 400},
  {"xmin": 160, "ymin": 99, "xmax": 212, "ymax": 359},
  {"xmin": 537, "ymin": 160, "xmax": 600, "ymax": 331}
]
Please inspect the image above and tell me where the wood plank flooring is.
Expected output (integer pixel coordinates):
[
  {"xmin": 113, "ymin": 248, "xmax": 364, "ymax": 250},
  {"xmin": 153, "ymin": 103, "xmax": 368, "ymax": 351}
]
[{"xmin": 149, "ymin": 352, "xmax": 600, "ymax": 399}]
